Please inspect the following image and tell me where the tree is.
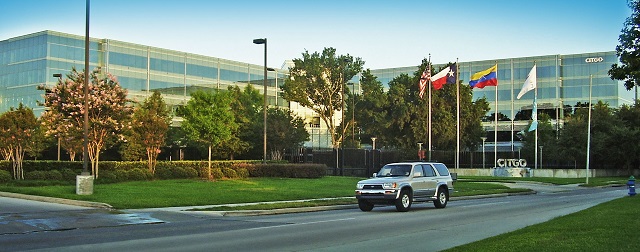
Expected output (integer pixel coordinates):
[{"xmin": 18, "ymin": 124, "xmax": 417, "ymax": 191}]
[
  {"xmin": 128, "ymin": 91, "xmax": 171, "ymax": 174},
  {"xmin": 224, "ymin": 85, "xmax": 261, "ymax": 159},
  {"xmin": 0, "ymin": 104, "xmax": 40, "ymax": 179},
  {"xmin": 265, "ymin": 108, "xmax": 310, "ymax": 160},
  {"xmin": 39, "ymin": 67, "xmax": 133, "ymax": 178},
  {"xmin": 282, "ymin": 47, "xmax": 364, "ymax": 147},
  {"xmin": 181, "ymin": 90, "xmax": 236, "ymax": 179},
  {"xmin": 610, "ymin": 0, "xmax": 640, "ymax": 90},
  {"xmin": 349, "ymin": 69, "xmax": 388, "ymax": 147}
]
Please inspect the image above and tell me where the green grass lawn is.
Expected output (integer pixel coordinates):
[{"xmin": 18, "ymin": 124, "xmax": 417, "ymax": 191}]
[
  {"xmin": 445, "ymin": 195, "xmax": 640, "ymax": 251},
  {"xmin": 0, "ymin": 176, "xmax": 529, "ymax": 209}
]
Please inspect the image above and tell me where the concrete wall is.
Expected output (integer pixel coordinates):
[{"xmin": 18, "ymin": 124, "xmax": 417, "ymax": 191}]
[{"xmin": 452, "ymin": 168, "xmax": 640, "ymax": 178}]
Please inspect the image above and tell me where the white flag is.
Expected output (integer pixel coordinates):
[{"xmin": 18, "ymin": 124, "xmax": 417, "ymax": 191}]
[{"xmin": 517, "ymin": 64, "xmax": 537, "ymax": 99}]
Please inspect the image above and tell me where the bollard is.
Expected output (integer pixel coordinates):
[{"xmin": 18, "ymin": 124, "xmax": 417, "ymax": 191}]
[{"xmin": 627, "ymin": 176, "xmax": 636, "ymax": 196}]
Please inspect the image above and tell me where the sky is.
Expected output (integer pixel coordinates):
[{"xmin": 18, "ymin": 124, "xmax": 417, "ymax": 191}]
[{"xmin": 0, "ymin": 0, "xmax": 631, "ymax": 70}]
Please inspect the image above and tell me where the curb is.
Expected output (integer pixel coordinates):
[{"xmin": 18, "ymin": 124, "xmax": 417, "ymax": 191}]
[{"xmin": 0, "ymin": 191, "xmax": 113, "ymax": 209}]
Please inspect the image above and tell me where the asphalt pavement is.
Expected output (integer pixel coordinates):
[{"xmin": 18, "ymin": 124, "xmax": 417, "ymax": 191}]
[{"xmin": 0, "ymin": 182, "xmax": 597, "ymax": 235}]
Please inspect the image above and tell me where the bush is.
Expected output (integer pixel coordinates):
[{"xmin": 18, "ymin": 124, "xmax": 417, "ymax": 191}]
[
  {"xmin": 222, "ymin": 167, "xmax": 238, "ymax": 179},
  {"xmin": 60, "ymin": 168, "xmax": 80, "ymax": 181},
  {"xmin": 0, "ymin": 170, "xmax": 10, "ymax": 183},
  {"xmin": 236, "ymin": 167, "xmax": 249, "ymax": 179},
  {"xmin": 247, "ymin": 163, "xmax": 326, "ymax": 178},
  {"xmin": 128, "ymin": 168, "xmax": 152, "ymax": 181},
  {"xmin": 25, "ymin": 170, "xmax": 63, "ymax": 181},
  {"xmin": 211, "ymin": 168, "xmax": 224, "ymax": 180}
]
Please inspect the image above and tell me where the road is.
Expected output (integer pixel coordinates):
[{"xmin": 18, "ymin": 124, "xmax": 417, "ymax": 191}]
[{"xmin": 0, "ymin": 185, "xmax": 627, "ymax": 251}]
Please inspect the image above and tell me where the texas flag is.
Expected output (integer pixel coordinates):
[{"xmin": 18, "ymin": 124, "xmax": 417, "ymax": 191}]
[{"xmin": 431, "ymin": 63, "xmax": 457, "ymax": 90}]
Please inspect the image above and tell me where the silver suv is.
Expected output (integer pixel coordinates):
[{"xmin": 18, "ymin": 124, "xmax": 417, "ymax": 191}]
[{"xmin": 355, "ymin": 162, "xmax": 454, "ymax": 212}]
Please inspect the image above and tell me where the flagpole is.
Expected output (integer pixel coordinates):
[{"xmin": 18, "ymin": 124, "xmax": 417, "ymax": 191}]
[
  {"xmin": 456, "ymin": 59, "xmax": 460, "ymax": 171},
  {"xmin": 534, "ymin": 62, "xmax": 538, "ymax": 170},
  {"xmin": 494, "ymin": 62, "xmax": 498, "ymax": 168},
  {"xmin": 510, "ymin": 59, "xmax": 514, "ymax": 153},
  {"xmin": 428, "ymin": 54, "xmax": 432, "ymax": 161}
]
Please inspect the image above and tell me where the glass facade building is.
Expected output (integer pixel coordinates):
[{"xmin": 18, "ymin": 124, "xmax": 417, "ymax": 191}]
[
  {"xmin": 370, "ymin": 51, "xmax": 633, "ymax": 148},
  {"xmin": 0, "ymin": 30, "xmax": 634, "ymax": 149},
  {"xmin": 0, "ymin": 30, "xmax": 287, "ymax": 117}
]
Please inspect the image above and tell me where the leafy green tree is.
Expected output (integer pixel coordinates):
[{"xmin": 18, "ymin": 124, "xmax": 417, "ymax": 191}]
[
  {"xmin": 181, "ymin": 90, "xmax": 236, "ymax": 179},
  {"xmin": 0, "ymin": 104, "xmax": 40, "ymax": 179},
  {"xmin": 347, "ymin": 69, "xmax": 388, "ymax": 148},
  {"xmin": 520, "ymin": 113, "xmax": 557, "ymax": 165},
  {"xmin": 557, "ymin": 101, "xmax": 628, "ymax": 169},
  {"xmin": 610, "ymin": 0, "xmax": 640, "ymax": 90},
  {"xmin": 265, "ymin": 108, "xmax": 310, "ymax": 160},
  {"xmin": 282, "ymin": 47, "xmax": 364, "ymax": 147},
  {"xmin": 39, "ymin": 67, "xmax": 133, "ymax": 178},
  {"xmin": 614, "ymin": 101, "xmax": 640, "ymax": 169},
  {"xmin": 127, "ymin": 91, "xmax": 171, "ymax": 174},
  {"xmin": 385, "ymin": 73, "xmax": 419, "ymax": 149},
  {"xmin": 224, "ymin": 85, "xmax": 261, "ymax": 159}
]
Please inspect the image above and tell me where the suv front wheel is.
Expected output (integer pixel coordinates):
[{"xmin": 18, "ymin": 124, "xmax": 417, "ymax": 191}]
[
  {"xmin": 395, "ymin": 189, "xmax": 412, "ymax": 212},
  {"xmin": 358, "ymin": 199, "xmax": 374, "ymax": 211}
]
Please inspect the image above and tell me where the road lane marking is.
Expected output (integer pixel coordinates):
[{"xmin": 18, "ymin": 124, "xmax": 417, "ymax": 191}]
[{"xmin": 246, "ymin": 218, "xmax": 356, "ymax": 231}]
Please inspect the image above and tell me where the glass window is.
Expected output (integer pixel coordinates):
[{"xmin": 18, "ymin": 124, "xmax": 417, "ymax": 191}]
[
  {"xmin": 422, "ymin": 164, "xmax": 436, "ymax": 177},
  {"xmin": 434, "ymin": 163, "xmax": 450, "ymax": 176}
]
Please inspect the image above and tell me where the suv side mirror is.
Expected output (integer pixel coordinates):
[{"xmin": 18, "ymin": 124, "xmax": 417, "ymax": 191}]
[{"xmin": 372, "ymin": 173, "xmax": 377, "ymax": 178}]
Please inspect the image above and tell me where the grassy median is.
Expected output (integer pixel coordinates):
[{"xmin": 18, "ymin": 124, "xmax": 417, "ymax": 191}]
[{"xmin": 0, "ymin": 176, "xmax": 531, "ymax": 209}]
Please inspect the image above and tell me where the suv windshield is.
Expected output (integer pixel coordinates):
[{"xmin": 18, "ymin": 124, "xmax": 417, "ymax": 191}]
[{"xmin": 377, "ymin": 164, "xmax": 412, "ymax": 177}]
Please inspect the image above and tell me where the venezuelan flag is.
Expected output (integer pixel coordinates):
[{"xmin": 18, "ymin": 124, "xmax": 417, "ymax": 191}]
[{"xmin": 469, "ymin": 64, "xmax": 498, "ymax": 89}]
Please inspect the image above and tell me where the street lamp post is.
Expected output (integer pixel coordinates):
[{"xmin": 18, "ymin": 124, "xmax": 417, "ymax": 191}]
[
  {"xmin": 539, "ymin": 145, "xmax": 544, "ymax": 169},
  {"xmin": 76, "ymin": 0, "xmax": 93, "ymax": 195},
  {"xmin": 53, "ymin": 73, "xmax": 62, "ymax": 161},
  {"xmin": 481, "ymin": 137, "xmax": 487, "ymax": 169},
  {"xmin": 253, "ymin": 38, "xmax": 267, "ymax": 164}
]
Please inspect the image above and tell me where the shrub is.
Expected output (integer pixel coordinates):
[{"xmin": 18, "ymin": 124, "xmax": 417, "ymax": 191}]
[
  {"xmin": 211, "ymin": 168, "xmax": 224, "ymax": 180},
  {"xmin": 128, "ymin": 168, "xmax": 152, "ymax": 181},
  {"xmin": 248, "ymin": 163, "xmax": 326, "ymax": 178},
  {"xmin": 222, "ymin": 167, "xmax": 238, "ymax": 179},
  {"xmin": 0, "ymin": 170, "xmax": 10, "ymax": 183},
  {"xmin": 25, "ymin": 170, "xmax": 63, "ymax": 181},
  {"xmin": 236, "ymin": 167, "xmax": 249, "ymax": 178},
  {"xmin": 60, "ymin": 168, "xmax": 80, "ymax": 181}
]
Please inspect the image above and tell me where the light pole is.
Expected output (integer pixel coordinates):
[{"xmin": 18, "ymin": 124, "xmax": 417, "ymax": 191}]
[
  {"xmin": 53, "ymin": 73, "xmax": 62, "ymax": 161},
  {"xmin": 481, "ymin": 137, "xmax": 487, "ymax": 169},
  {"xmin": 539, "ymin": 145, "xmax": 544, "ymax": 169},
  {"xmin": 75, "ymin": 0, "xmax": 93, "ymax": 195},
  {"xmin": 253, "ymin": 38, "xmax": 267, "ymax": 164},
  {"xmin": 371, "ymin": 137, "xmax": 377, "ymax": 174}
]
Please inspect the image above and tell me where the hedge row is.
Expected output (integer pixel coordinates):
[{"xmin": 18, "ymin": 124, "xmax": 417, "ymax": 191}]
[{"xmin": 0, "ymin": 161, "xmax": 327, "ymax": 182}]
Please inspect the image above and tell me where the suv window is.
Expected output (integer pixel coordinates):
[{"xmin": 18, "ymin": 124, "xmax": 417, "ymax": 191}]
[
  {"xmin": 377, "ymin": 164, "xmax": 412, "ymax": 177},
  {"xmin": 433, "ymin": 163, "xmax": 450, "ymax": 176},
  {"xmin": 412, "ymin": 165, "xmax": 423, "ymax": 177},
  {"xmin": 422, "ymin": 164, "xmax": 436, "ymax": 177}
]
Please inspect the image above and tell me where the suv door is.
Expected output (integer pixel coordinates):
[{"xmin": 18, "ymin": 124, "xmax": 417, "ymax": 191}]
[
  {"xmin": 422, "ymin": 164, "xmax": 438, "ymax": 197},
  {"xmin": 410, "ymin": 164, "xmax": 428, "ymax": 200}
]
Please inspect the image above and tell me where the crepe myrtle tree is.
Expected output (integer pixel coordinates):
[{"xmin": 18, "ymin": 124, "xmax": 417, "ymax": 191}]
[
  {"xmin": 39, "ymin": 67, "xmax": 133, "ymax": 178},
  {"xmin": 0, "ymin": 104, "xmax": 40, "ymax": 179},
  {"xmin": 128, "ymin": 91, "xmax": 171, "ymax": 174}
]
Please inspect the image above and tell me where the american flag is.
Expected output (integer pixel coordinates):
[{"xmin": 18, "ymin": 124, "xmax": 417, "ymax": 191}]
[{"xmin": 419, "ymin": 65, "xmax": 431, "ymax": 99}]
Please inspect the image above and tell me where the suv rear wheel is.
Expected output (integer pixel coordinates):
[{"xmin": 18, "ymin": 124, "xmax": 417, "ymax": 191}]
[
  {"xmin": 358, "ymin": 199, "xmax": 374, "ymax": 211},
  {"xmin": 395, "ymin": 189, "xmax": 412, "ymax": 212},
  {"xmin": 433, "ymin": 187, "xmax": 448, "ymax": 208}
]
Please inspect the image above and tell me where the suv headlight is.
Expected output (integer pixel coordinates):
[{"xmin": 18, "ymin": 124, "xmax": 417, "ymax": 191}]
[
  {"xmin": 382, "ymin": 182, "xmax": 397, "ymax": 189},
  {"xmin": 357, "ymin": 183, "xmax": 364, "ymax": 189}
]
